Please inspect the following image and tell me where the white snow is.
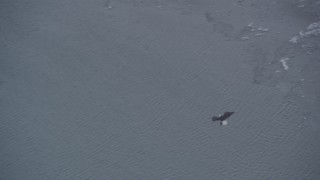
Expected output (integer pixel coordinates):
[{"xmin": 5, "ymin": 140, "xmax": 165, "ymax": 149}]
[
  {"xmin": 280, "ymin": 57, "xmax": 290, "ymax": 70},
  {"xmin": 245, "ymin": 23, "xmax": 269, "ymax": 38},
  {"xmin": 241, "ymin": 36, "xmax": 250, "ymax": 40},
  {"xmin": 307, "ymin": 22, "xmax": 320, "ymax": 30},
  {"xmin": 289, "ymin": 36, "xmax": 299, "ymax": 43},
  {"xmin": 221, "ymin": 120, "xmax": 228, "ymax": 126},
  {"xmin": 289, "ymin": 21, "xmax": 320, "ymax": 43}
]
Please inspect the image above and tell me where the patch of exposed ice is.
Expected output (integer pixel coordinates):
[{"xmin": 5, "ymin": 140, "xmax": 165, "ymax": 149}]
[{"xmin": 280, "ymin": 57, "xmax": 290, "ymax": 70}]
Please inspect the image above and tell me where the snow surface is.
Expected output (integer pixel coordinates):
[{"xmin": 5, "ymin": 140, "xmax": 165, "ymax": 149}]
[
  {"xmin": 280, "ymin": 58, "xmax": 290, "ymax": 70},
  {"xmin": 289, "ymin": 21, "xmax": 320, "ymax": 43},
  {"xmin": 1, "ymin": 0, "xmax": 320, "ymax": 179}
]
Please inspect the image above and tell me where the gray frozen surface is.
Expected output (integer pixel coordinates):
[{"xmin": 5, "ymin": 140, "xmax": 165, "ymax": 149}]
[{"xmin": 1, "ymin": 0, "xmax": 320, "ymax": 179}]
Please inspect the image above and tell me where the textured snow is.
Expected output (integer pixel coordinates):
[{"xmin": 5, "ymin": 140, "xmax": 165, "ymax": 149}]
[
  {"xmin": 289, "ymin": 21, "xmax": 320, "ymax": 43},
  {"xmin": 280, "ymin": 58, "xmax": 290, "ymax": 70},
  {"xmin": 289, "ymin": 36, "xmax": 300, "ymax": 43},
  {"xmin": 1, "ymin": 0, "xmax": 320, "ymax": 179}
]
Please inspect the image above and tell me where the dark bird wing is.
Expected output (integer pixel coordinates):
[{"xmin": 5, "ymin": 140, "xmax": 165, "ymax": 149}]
[
  {"xmin": 221, "ymin": 112, "xmax": 234, "ymax": 120},
  {"xmin": 212, "ymin": 112, "xmax": 235, "ymax": 122},
  {"xmin": 212, "ymin": 116, "xmax": 222, "ymax": 121}
]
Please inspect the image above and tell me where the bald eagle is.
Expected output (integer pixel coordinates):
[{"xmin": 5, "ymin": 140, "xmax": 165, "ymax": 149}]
[{"xmin": 212, "ymin": 112, "xmax": 234, "ymax": 122}]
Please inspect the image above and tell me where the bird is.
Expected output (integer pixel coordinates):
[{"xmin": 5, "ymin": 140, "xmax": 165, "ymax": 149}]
[{"xmin": 212, "ymin": 111, "xmax": 234, "ymax": 124}]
